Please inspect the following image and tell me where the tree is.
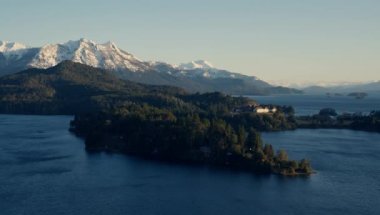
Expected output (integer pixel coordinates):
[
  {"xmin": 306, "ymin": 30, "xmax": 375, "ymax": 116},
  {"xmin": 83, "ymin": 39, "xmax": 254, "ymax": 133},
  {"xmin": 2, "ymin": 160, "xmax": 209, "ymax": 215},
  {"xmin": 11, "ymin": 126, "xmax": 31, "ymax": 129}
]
[
  {"xmin": 299, "ymin": 159, "xmax": 312, "ymax": 173},
  {"xmin": 289, "ymin": 160, "xmax": 299, "ymax": 169},
  {"xmin": 283, "ymin": 105, "xmax": 295, "ymax": 116},
  {"xmin": 245, "ymin": 128, "xmax": 262, "ymax": 152},
  {"xmin": 277, "ymin": 149, "xmax": 288, "ymax": 161},
  {"xmin": 237, "ymin": 126, "xmax": 247, "ymax": 147},
  {"xmin": 263, "ymin": 144, "xmax": 274, "ymax": 160},
  {"xmin": 319, "ymin": 108, "xmax": 337, "ymax": 116}
]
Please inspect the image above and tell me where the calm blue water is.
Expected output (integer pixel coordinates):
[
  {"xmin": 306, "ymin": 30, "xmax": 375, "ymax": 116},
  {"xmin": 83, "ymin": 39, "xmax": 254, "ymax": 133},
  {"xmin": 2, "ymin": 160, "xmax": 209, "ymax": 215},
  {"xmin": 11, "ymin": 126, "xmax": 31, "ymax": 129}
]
[
  {"xmin": 249, "ymin": 94, "xmax": 380, "ymax": 115},
  {"xmin": 1, "ymin": 115, "xmax": 380, "ymax": 215}
]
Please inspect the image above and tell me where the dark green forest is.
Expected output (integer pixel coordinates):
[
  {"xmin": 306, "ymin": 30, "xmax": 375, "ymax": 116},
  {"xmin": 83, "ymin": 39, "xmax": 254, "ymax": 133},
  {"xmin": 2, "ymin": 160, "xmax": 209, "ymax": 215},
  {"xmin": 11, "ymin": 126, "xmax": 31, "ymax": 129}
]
[
  {"xmin": 0, "ymin": 61, "xmax": 312, "ymax": 175},
  {"xmin": 70, "ymin": 101, "xmax": 312, "ymax": 176}
]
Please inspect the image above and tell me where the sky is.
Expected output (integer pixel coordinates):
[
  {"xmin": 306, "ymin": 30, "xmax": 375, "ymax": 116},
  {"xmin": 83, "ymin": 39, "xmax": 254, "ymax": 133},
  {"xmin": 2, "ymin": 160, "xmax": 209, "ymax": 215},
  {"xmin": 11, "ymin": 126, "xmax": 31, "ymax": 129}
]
[{"xmin": 1, "ymin": 0, "xmax": 379, "ymax": 85}]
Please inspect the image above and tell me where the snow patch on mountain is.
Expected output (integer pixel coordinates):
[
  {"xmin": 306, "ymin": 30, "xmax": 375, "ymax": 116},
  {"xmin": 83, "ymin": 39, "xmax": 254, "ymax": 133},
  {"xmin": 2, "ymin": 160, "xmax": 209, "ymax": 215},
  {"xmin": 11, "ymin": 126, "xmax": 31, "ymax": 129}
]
[
  {"xmin": 0, "ymin": 41, "xmax": 29, "ymax": 60},
  {"xmin": 0, "ymin": 41, "xmax": 27, "ymax": 52},
  {"xmin": 172, "ymin": 60, "xmax": 245, "ymax": 79},
  {"xmin": 178, "ymin": 60, "xmax": 214, "ymax": 70}
]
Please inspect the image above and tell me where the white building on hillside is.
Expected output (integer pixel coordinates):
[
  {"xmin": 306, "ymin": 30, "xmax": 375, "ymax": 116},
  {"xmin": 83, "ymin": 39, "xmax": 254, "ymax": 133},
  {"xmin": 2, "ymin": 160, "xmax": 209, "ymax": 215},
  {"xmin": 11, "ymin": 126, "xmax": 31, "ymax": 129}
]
[
  {"xmin": 233, "ymin": 104, "xmax": 277, "ymax": 114},
  {"xmin": 254, "ymin": 106, "xmax": 277, "ymax": 114}
]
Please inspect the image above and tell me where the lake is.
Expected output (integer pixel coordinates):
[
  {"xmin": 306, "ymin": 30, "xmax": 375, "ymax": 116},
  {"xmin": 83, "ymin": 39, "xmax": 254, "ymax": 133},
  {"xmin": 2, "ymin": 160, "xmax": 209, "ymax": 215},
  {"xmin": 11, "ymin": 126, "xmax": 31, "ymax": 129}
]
[
  {"xmin": 1, "ymin": 114, "xmax": 379, "ymax": 215},
  {"xmin": 248, "ymin": 94, "xmax": 380, "ymax": 115}
]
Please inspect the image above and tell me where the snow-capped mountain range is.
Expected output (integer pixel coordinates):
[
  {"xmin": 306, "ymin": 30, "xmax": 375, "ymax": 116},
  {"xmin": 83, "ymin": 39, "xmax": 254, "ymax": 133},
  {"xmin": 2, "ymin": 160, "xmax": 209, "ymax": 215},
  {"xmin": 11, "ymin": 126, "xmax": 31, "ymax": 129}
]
[
  {"xmin": 0, "ymin": 39, "xmax": 300, "ymax": 95},
  {"xmin": 0, "ymin": 39, "xmax": 251, "ymax": 79},
  {"xmin": 0, "ymin": 39, "xmax": 150, "ymax": 73}
]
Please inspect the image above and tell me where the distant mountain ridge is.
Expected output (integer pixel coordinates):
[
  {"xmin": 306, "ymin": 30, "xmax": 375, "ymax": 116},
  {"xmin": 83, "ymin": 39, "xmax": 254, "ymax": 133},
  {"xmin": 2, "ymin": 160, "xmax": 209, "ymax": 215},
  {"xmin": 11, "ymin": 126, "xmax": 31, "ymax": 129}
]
[
  {"xmin": 303, "ymin": 81, "xmax": 380, "ymax": 94},
  {"xmin": 0, "ymin": 39, "xmax": 301, "ymax": 95},
  {"xmin": 178, "ymin": 60, "xmax": 214, "ymax": 70}
]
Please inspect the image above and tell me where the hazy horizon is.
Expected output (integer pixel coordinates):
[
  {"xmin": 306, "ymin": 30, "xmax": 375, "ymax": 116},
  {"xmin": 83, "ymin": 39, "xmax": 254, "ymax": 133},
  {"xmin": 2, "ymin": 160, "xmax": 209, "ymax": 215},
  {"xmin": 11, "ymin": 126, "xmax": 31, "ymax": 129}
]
[{"xmin": 1, "ymin": 0, "xmax": 379, "ymax": 84}]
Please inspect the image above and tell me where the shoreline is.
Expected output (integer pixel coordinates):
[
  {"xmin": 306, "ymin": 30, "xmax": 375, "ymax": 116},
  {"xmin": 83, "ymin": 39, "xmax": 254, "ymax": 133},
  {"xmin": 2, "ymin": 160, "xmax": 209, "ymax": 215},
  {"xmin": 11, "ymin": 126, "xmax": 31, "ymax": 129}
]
[{"xmin": 83, "ymin": 143, "xmax": 313, "ymax": 177}]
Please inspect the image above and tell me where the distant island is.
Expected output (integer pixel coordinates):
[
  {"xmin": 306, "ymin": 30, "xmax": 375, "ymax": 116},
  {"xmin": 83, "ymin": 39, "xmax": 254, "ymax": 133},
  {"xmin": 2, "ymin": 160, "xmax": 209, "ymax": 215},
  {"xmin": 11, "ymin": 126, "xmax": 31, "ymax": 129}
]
[
  {"xmin": 347, "ymin": 92, "xmax": 368, "ymax": 99},
  {"xmin": 325, "ymin": 92, "xmax": 368, "ymax": 99},
  {"xmin": 326, "ymin": 92, "xmax": 343, "ymax": 97},
  {"xmin": 0, "ymin": 61, "xmax": 313, "ymax": 176},
  {"xmin": 296, "ymin": 108, "xmax": 380, "ymax": 132}
]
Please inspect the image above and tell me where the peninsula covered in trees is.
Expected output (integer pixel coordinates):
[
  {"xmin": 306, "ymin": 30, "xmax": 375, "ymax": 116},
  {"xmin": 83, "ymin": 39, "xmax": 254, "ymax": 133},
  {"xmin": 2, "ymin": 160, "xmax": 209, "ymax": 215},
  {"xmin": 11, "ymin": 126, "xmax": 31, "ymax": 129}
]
[
  {"xmin": 0, "ymin": 61, "xmax": 312, "ymax": 176},
  {"xmin": 70, "ymin": 97, "xmax": 312, "ymax": 176}
]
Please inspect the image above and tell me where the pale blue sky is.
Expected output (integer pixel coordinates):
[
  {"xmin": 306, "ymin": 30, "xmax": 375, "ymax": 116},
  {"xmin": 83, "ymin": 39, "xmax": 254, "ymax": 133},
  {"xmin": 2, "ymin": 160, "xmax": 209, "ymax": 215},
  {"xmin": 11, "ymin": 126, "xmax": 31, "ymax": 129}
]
[{"xmin": 1, "ymin": 0, "xmax": 379, "ymax": 84}]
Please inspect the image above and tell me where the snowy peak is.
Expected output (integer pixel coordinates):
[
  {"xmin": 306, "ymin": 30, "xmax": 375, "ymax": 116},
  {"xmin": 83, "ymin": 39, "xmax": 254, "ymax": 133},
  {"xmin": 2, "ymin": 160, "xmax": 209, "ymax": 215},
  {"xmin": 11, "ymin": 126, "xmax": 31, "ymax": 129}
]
[
  {"xmin": 0, "ymin": 41, "xmax": 29, "ymax": 60},
  {"xmin": 0, "ymin": 41, "xmax": 28, "ymax": 53},
  {"xmin": 173, "ymin": 60, "xmax": 241, "ymax": 79},
  {"xmin": 28, "ymin": 38, "xmax": 148, "ymax": 72},
  {"xmin": 178, "ymin": 60, "xmax": 214, "ymax": 70}
]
